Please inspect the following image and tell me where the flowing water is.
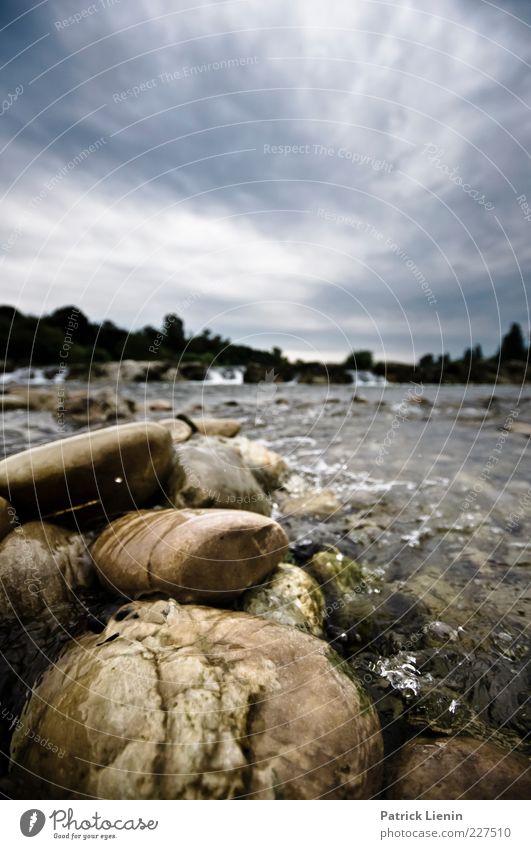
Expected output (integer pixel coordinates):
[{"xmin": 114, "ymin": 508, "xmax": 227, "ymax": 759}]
[{"xmin": 1, "ymin": 381, "xmax": 530, "ymax": 794}]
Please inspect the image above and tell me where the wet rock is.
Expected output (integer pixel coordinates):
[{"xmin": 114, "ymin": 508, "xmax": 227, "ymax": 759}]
[
  {"xmin": 0, "ymin": 389, "xmax": 55, "ymax": 412},
  {"xmin": 11, "ymin": 598, "xmax": 383, "ymax": 799},
  {"xmin": 279, "ymin": 489, "xmax": 341, "ymax": 519},
  {"xmin": 91, "ymin": 508, "xmax": 288, "ymax": 603},
  {"xmin": 386, "ymin": 736, "xmax": 531, "ymax": 800},
  {"xmin": 233, "ymin": 437, "xmax": 288, "ymax": 492},
  {"xmin": 0, "ymin": 522, "xmax": 93, "ymax": 623},
  {"xmin": 157, "ymin": 418, "xmax": 193, "ymax": 443},
  {"xmin": 0, "ymin": 497, "xmax": 12, "ymax": 542},
  {"xmin": 65, "ymin": 388, "xmax": 136, "ymax": 426},
  {"xmin": 242, "ymin": 563, "xmax": 325, "ymax": 637},
  {"xmin": 190, "ymin": 416, "xmax": 241, "ymax": 437},
  {"xmin": 507, "ymin": 421, "xmax": 531, "ymax": 438},
  {"xmin": 166, "ymin": 437, "xmax": 271, "ymax": 516},
  {"xmin": 146, "ymin": 399, "xmax": 173, "ymax": 412},
  {"xmin": 0, "ymin": 422, "xmax": 173, "ymax": 524}
]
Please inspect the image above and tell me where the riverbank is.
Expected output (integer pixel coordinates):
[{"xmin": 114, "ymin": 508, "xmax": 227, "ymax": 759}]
[{"xmin": 0, "ymin": 382, "xmax": 529, "ymax": 799}]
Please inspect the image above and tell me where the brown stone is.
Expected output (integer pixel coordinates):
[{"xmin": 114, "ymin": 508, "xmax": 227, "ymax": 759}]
[
  {"xmin": 386, "ymin": 736, "xmax": 531, "ymax": 800},
  {"xmin": 91, "ymin": 507, "xmax": 289, "ymax": 603},
  {"xmin": 11, "ymin": 598, "xmax": 383, "ymax": 799}
]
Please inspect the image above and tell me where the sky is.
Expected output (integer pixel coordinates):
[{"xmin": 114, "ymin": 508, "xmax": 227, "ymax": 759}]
[{"xmin": 0, "ymin": 0, "xmax": 530, "ymax": 363}]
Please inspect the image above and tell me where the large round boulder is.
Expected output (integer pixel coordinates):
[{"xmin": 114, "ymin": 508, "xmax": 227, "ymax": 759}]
[
  {"xmin": 166, "ymin": 437, "xmax": 271, "ymax": 516},
  {"xmin": 0, "ymin": 521, "xmax": 93, "ymax": 623},
  {"xmin": 11, "ymin": 599, "xmax": 383, "ymax": 799},
  {"xmin": 386, "ymin": 736, "xmax": 531, "ymax": 799},
  {"xmin": 0, "ymin": 422, "xmax": 173, "ymax": 524},
  {"xmin": 91, "ymin": 508, "xmax": 289, "ymax": 603}
]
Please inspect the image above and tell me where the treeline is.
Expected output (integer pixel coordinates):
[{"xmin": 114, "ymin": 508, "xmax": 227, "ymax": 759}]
[
  {"xmin": 0, "ymin": 305, "xmax": 528, "ymax": 383},
  {"xmin": 0, "ymin": 305, "xmax": 288, "ymax": 370}
]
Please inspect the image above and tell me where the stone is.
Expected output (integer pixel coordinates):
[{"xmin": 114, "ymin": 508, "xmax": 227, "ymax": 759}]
[
  {"xmin": 233, "ymin": 437, "xmax": 288, "ymax": 493},
  {"xmin": 386, "ymin": 736, "xmax": 531, "ymax": 800},
  {"xmin": 0, "ymin": 389, "xmax": 55, "ymax": 412},
  {"xmin": 0, "ymin": 422, "xmax": 173, "ymax": 524},
  {"xmin": 508, "ymin": 421, "xmax": 531, "ymax": 438},
  {"xmin": 91, "ymin": 508, "xmax": 289, "ymax": 603},
  {"xmin": 11, "ymin": 599, "xmax": 383, "ymax": 799},
  {"xmin": 242, "ymin": 563, "xmax": 325, "ymax": 637},
  {"xmin": 166, "ymin": 437, "xmax": 271, "ymax": 516},
  {"xmin": 190, "ymin": 417, "xmax": 241, "ymax": 438},
  {"xmin": 65, "ymin": 388, "xmax": 136, "ymax": 426},
  {"xmin": 279, "ymin": 489, "xmax": 341, "ymax": 519},
  {"xmin": 157, "ymin": 418, "xmax": 193, "ymax": 444},
  {"xmin": 0, "ymin": 521, "xmax": 93, "ymax": 623},
  {"xmin": 0, "ymin": 496, "xmax": 12, "ymax": 542}
]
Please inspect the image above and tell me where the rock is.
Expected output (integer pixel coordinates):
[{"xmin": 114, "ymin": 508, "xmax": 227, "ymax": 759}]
[
  {"xmin": 0, "ymin": 422, "xmax": 173, "ymax": 524},
  {"xmin": 0, "ymin": 521, "xmax": 93, "ymax": 623},
  {"xmin": 166, "ymin": 436, "xmax": 271, "ymax": 516},
  {"xmin": 65, "ymin": 388, "xmax": 136, "ymax": 426},
  {"xmin": 279, "ymin": 489, "xmax": 341, "ymax": 519},
  {"xmin": 11, "ymin": 599, "xmax": 383, "ymax": 799},
  {"xmin": 386, "ymin": 737, "xmax": 531, "ymax": 800},
  {"xmin": 0, "ymin": 395, "xmax": 28, "ymax": 411},
  {"xmin": 242, "ymin": 563, "xmax": 325, "ymax": 637},
  {"xmin": 190, "ymin": 417, "xmax": 241, "ymax": 438},
  {"xmin": 91, "ymin": 508, "xmax": 289, "ymax": 603},
  {"xmin": 0, "ymin": 496, "xmax": 12, "ymax": 541},
  {"xmin": 157, "ymin": 418, "xmax": 193, "ymax": 444},
  {"xmin": 233, "ymin": 437, "xmax": 288, "ymax": 492},
  {"xmin": 0, "ymin": 389, "xmax": 55, "ymax": 412}
]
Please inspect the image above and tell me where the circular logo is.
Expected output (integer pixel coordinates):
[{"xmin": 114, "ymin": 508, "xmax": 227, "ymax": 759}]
[{"xmin": 20, "ymin": 810, "xmax": 46, "ymax": 837}]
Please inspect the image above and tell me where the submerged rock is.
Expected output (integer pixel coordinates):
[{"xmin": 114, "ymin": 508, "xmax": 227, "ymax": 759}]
[
  {"xmin": 0, "ymin": 522, "xmax": 93, "ymax": 623},
  {"xmin": 10, "ymin": 599, "xmax": 383, "ymax": 799},
  {"xmin": 166, "ymin": 436, "xmax": 271, "ymax": 516},
  {"xmin": 386, "ymin": 736, "xmax": 531, "ymax": 799},
  {"xmin": 91, "ymin": 508, "xmax": 288, "ymax": 603},
  {"xmin": 0, "ymin": 422, "xmax": 173, "ymax": 524},
  {"xmin": 242, "ymin": 563, "xmax": 325, "ymax": 636},
  {"xmin": 190, "ymin": 416, "xmax": 241, "ymax": 437},
  {"xmin": 65, "ymin": 388, "xmax": 136, "ymax": 426}
]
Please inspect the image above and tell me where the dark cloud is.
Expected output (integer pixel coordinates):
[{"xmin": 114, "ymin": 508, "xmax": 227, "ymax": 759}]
[{"xmin": 1, "ymin": 0, "xmax": 530, "ymax": 360}]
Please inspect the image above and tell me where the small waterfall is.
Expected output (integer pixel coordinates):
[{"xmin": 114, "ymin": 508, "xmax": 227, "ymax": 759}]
[{"xmin": 203, "ymin": 366, "xmax": 246, "ymax": 385}]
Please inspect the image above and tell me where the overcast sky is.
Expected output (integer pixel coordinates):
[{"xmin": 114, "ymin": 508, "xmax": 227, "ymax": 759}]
[{"xmin": 1, "ymin": 0, "xmax": 530, "ymax": 362}]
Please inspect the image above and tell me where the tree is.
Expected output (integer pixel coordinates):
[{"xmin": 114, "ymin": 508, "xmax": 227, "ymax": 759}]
[{"xmin": 499, "ymin": 323, "xmax": 526, "ymax": 361}]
